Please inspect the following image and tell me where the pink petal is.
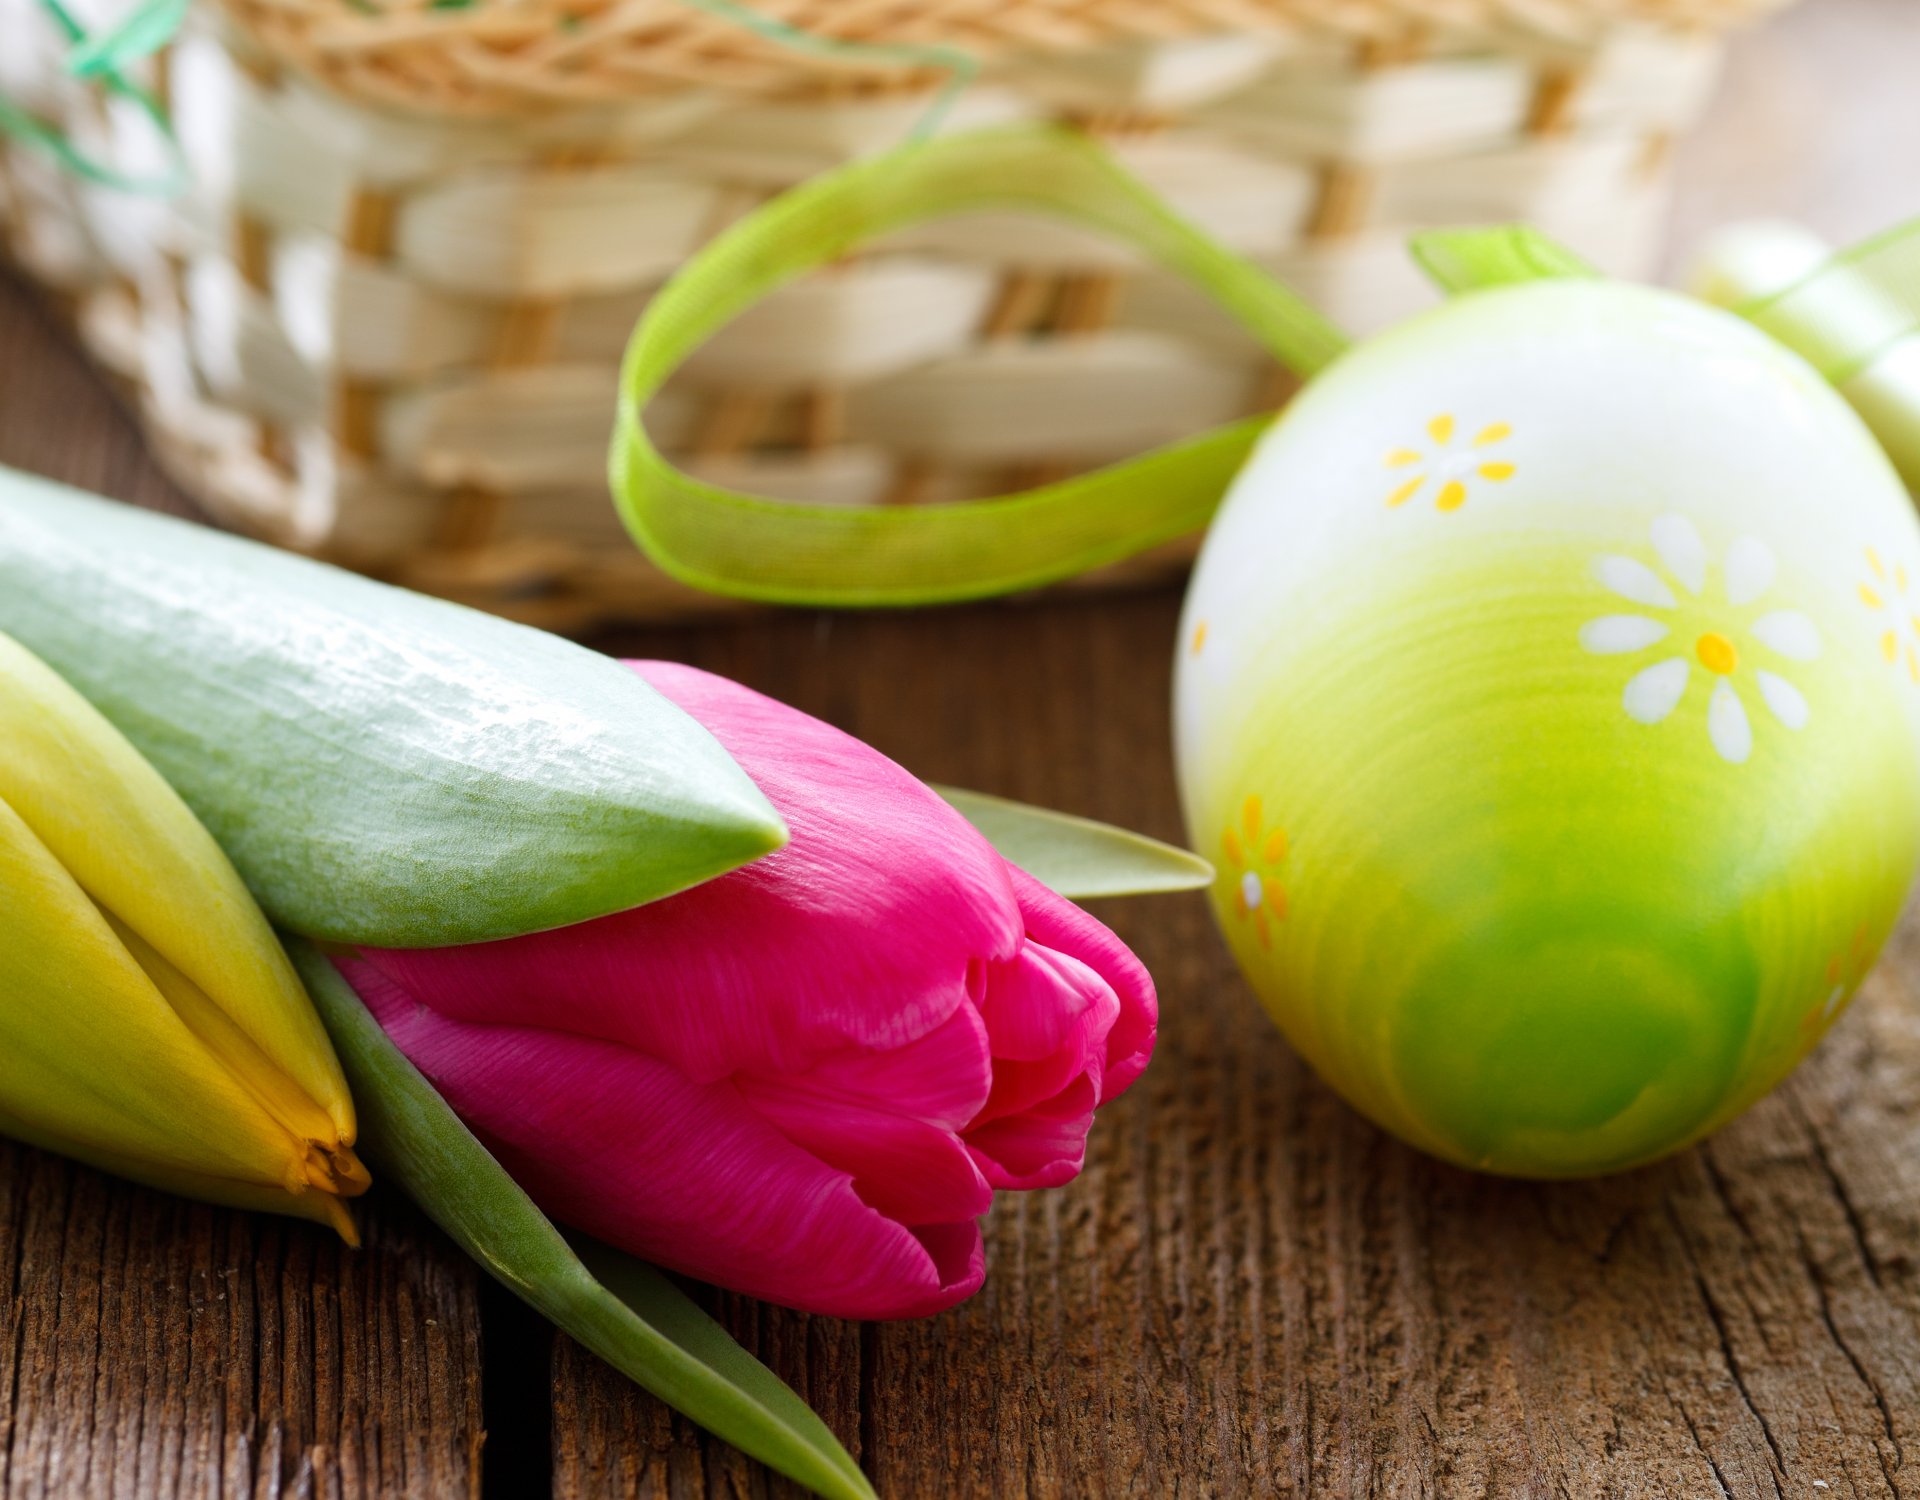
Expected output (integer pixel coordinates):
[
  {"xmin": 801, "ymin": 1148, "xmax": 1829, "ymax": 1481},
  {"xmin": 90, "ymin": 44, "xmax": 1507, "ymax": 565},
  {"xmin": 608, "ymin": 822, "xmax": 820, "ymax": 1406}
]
[
  {"xmin": 966, "ymin": 1075, "xmax": 1100, "ymax": 1190},
  {"xmin": 343, "ymin": 959, "xmax": 984, "ymax": 1320},
  {"xmin": 358, "ymin": 662, "xmax": 1025, "ymax": 1083},
  {"xmin": 956, "ymin": 870, "xmax": 1159, "ymax": 1191},
  {"xmin": 970, "ymin": 1030, "xmax": 1106, "ymax": 1128},
  {"xmin": 1008, "ymin": 866, "xmax": 1157, "ymax": 1098},
  {"xmin": 733, "ymin": 1003, "xmax": 995, "ymax": 1225},
  {"xmin": 968, "ymin": 945, "xmax": 1119, "ymax": 1133},
  {"xmin": 737, "ymin": 1079, "xmax": 993, "ymax": 1225},
  {"xmin": 753, "ymin": 1001, "xmax": 994, "ymax": 1133},
  {"xmin": 975, "ymin": 942, "xmax": 1113, "ymax": 1063},
  {"xmin": 965, "ymin": 1020, "xmax": 1106, "ymax": 1189}
]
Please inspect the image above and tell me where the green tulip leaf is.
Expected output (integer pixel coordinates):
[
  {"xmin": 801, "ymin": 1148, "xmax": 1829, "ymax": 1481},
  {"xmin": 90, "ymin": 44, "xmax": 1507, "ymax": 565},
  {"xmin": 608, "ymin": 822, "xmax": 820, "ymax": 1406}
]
[
  {"xmin": 0, "ymin": 468, "xmax": 785, "ymax": 947},
  {"xmin": 290, "ymin": 942, "xmax": 876, "ymax": 1500},
  {"xmin": 937, "ymin": 786, "xmax": 1213, "ymax": 898}
]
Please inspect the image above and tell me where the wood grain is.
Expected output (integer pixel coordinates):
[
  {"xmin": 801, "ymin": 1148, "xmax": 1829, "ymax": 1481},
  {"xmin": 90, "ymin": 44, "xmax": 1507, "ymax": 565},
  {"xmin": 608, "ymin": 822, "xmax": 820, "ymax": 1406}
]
[
  {"xmin": 4, "ymin": 1, "xmax": 1920, "ymax": 1496},
  {"xmin": 0, "ymin": 291, "xmax": 490, "ymax": 1500},
  {"xmin": 0, "ymin": 1144, "xmax": 486, "ymax": 1499}
]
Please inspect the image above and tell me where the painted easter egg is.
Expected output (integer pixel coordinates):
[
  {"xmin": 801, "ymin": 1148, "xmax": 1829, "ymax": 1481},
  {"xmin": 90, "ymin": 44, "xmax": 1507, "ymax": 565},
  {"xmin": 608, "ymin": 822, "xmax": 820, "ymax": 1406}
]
[{"xmin": 1174, "ymin": 279, "xmax": 1920, "ymax": 1178}]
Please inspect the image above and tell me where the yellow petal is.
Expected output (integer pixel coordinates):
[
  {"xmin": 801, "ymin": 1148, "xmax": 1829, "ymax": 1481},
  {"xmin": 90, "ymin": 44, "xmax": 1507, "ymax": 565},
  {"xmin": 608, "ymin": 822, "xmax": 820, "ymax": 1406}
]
[
  {"xmin": 110, "ymin": 913, "xmax": 343, "ymax": 1151},
  {"xmin": 1473, "ymin": 422, "xmax": 1511, "ymax": 446},
  {"xmin": 0, "ymin": 633, "xmax": 365, "ymax": 1233},
  {"xmin": 1386, "ymin": 476, "xmax": 1424, "ymax": 508},
  {"xmin": 1385, "ymin": 448, "xmax": 1422, "ymax": 468},
  {"xmin": 1435, "ymin": 481, "xmax": 1468, "ymax": 512},
  {"xmin": 1478, "ymin": 462, "xmax": 1516, "ymax": 482},
  {"xmin": 1428, "ymin": 414, "xmax": 1455, "ymax": 445},
  {"xmin": 0, "ymin": 795, "xmax": 304, "ymax": 1189},
  {"xmin": 0, "ymin": 633, "xmax": 355, "ymax": 1149}
]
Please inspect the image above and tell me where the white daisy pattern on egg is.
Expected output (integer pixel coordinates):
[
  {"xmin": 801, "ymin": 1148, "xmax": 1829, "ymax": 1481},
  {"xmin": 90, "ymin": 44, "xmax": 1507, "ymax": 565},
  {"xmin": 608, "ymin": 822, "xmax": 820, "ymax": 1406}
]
[{"xmin": 1579, "ymin": 514, "xmax": 1819, "ymax": 765}]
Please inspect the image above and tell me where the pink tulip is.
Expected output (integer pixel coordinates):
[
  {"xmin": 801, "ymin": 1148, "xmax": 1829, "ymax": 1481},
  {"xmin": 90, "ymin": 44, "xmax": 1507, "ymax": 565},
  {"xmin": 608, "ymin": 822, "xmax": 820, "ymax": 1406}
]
[{"xmin": 337, "ymin": 662, "xmax": 1155, "ymax": 1319}]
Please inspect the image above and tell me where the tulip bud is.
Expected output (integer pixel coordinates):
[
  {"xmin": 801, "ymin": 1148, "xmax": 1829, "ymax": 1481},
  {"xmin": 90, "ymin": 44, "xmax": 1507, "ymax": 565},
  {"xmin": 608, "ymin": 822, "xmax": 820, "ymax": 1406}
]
[
  {"xmin": 341, "ymin": 661, "xmax": 1157, "ymax": 1318},
  {"xmin": 0, "ymin": 631, "xmax": 367, "ymax": 1237}
]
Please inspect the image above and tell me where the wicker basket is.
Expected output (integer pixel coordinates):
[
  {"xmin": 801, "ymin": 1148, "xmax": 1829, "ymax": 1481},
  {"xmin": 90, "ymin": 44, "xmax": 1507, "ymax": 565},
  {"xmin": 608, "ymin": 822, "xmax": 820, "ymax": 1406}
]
[{"xmin": 0, "ymin": 0, "xmax": 1780, "ymax": 630}]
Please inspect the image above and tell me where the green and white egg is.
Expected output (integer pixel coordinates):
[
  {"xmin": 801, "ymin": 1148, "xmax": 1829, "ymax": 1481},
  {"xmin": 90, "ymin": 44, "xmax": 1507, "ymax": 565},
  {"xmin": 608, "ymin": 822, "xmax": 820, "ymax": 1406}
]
[{"xmin": 1174, "ymin": 278, "xmax": 1920, "ymax": 1177}]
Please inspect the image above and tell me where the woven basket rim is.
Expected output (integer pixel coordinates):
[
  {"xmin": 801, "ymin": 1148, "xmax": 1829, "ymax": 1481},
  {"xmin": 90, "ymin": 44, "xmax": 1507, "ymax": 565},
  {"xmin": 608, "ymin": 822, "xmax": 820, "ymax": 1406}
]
[{"xmin": 208, "ymin": 0, "xmax": 1788, "ymax": 120}]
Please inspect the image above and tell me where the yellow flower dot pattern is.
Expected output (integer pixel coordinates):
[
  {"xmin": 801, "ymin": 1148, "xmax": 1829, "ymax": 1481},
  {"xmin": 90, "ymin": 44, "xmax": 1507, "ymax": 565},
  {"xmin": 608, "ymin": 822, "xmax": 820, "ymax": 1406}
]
[
  {"xmin": 1385, "ymin": 414, "xmax": 1516, "ymax": 513},
  {"xmin": 1223, "ymin": 794, "xmax": 1288, "ymax": 949},
  {"xmin": 1859, "ymin": 547, "xmax": 1920, "ymax": 683}
]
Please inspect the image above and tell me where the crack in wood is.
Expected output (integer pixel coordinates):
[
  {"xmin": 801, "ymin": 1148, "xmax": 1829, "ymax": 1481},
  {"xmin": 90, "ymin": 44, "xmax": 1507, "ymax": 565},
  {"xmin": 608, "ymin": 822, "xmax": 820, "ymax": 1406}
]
[
  {"xmin": 1796, "ymin": 1227, "xmax": 1905, "ymax": 1497},
  {"xmin": 1666, "ymin": 1200, "xmax": 1790, "ymax": 1494},
  {"xmin": 1793, "ymin": 1094, "xmax": 1889, "ymax": 1294},
  {"xmin": 1670, "ymin": 1388, "xmax": 1737, "ymax": 1500}
]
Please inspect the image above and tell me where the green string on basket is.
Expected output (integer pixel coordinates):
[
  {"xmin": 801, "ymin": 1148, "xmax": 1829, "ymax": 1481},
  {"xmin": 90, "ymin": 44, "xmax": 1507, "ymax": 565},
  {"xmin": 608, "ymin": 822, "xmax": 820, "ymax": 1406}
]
[
  {"xmin": 608, "ymin": 125, "xmax": 1353, "ymax": 608},
  {"xmin": 11, "ymin": 0, "xmax": 976, "ymax": 199},
  {"xmin": 674, "ymin": 0, "xmax": 980, "ymax": 141},
  {"xmin": 63, "ymin": 0, "xmax": 189, "ymax": 77},
  {"xmin": 0, "ymin": 0, "xmax": 187, "ymax": 195}
]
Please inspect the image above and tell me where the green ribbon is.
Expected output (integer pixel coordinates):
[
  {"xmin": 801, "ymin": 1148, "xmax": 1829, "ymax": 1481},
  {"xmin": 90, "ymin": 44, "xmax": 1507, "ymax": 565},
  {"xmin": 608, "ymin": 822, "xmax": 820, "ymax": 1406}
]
[
  {"xmin": 1714, "ymin": 215, "xmax": 1920, "ymax": 493},
  {"xmin": 0, "ymin": 0, "xmax": 187, "ymax": 195},
  {"xmin": 609, "ymin": 125, "xmax": 1351, "ymax": 607},
  {"xmin": 1731, "ymin": 216, "xmax": 1920, "ymax": 386},
  {"xmin": 1408, "ymin": 224, "xmax": 1598, "ymax": 294}
]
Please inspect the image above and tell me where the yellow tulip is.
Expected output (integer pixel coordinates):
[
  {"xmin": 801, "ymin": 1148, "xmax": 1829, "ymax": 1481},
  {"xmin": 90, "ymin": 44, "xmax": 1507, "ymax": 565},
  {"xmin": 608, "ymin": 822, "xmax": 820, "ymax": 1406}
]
[{"xmin": 0, "ymin": 630, "xmax": 367, "ymax": 1238}]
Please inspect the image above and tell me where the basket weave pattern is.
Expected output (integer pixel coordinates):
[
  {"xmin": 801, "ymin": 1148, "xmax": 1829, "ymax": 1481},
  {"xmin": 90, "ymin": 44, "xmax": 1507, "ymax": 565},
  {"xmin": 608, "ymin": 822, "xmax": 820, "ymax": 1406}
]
[{"xmin": 0, "ymin": 0, "xmax": 1777, "ymax": 629}]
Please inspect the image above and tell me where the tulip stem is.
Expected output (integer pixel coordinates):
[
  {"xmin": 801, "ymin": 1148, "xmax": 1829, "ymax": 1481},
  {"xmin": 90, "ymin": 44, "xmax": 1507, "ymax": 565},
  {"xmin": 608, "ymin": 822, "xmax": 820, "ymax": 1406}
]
[{"xmin": 288, "ymin": 940, "xmax": 877, "ymax": 1500}]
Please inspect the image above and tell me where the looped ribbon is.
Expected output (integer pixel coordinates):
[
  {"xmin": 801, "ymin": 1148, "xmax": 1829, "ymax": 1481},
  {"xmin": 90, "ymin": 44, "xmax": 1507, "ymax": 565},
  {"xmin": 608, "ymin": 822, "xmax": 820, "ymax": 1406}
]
[
  {"xmin": 610, "ymin": 127, "xmax": 1350, "ymax": 607},
  {"xmin": 0, "ymin": 0, "xmax": 187, "ymax": 194}
]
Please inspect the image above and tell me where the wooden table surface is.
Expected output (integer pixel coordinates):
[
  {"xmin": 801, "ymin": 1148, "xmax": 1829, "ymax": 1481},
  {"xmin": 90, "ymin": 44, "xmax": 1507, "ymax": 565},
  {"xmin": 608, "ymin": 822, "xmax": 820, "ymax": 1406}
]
[{"xmin": 5, "ymin": 3, "xmax": 1920, "ymax": 1496}]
